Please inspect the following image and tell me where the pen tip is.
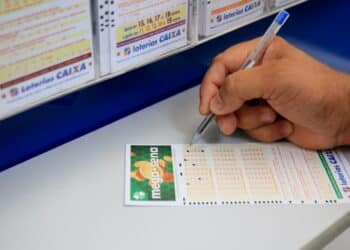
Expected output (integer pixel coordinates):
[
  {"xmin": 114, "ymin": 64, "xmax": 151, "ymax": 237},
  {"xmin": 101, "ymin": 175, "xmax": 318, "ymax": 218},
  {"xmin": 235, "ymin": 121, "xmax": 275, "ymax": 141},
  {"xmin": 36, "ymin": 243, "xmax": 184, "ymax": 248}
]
[{"xmin": 191, "ymin": 132, "xmax": 201, "ymax": 145}]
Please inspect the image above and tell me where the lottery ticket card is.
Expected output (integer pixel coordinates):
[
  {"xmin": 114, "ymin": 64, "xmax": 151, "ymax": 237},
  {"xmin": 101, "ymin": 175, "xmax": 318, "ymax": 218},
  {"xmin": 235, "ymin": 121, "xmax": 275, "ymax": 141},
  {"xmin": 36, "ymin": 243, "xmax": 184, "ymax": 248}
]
[
  {"xmin": 0, "ymin": 0, "xmax": 95, "ymax": 119},
  {"xmin": 198, "ymin": 0, "xmax": 264, "ymax": 37},
  {"xmin": 125, "ymin": 143, "xmax": 350, "ymax": 206},
  {"xmin": 109, "ymin": 0, "xmax": 188, "ymax": 72}
]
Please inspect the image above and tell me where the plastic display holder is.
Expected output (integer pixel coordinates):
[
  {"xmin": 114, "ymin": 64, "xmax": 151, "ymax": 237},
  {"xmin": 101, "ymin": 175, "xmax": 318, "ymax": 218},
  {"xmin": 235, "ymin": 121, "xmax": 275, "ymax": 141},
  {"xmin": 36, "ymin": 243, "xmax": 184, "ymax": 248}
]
[{"xmin": 0, "ymin": 0, "xmax": 307, "ymax": 121}]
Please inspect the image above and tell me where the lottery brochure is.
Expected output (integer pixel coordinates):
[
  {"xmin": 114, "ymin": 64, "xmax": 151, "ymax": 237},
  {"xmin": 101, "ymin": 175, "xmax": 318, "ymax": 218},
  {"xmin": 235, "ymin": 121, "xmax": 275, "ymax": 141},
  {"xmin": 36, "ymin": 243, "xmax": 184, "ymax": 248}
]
[
  {"xmin": 0, "ymin": 0, "xmax": 95, "ymax": 119},
  {"xmin": 199, "ymin": 0, "xmax": 264, "ymax": 37},
  {"xmin": 125, "ymin": 143, "xmax": 350, "ymax": 206},
  {"xmin": 109, "ymin": 0, "xmax": 188, "ymax": 72}
]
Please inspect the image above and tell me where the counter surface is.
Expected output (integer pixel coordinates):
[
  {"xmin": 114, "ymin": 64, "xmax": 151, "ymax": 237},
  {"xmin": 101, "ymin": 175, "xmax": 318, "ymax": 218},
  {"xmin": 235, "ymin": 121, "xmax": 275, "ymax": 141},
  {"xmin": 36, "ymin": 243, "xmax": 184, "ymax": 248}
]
[{"xmin": 0, "ymin": 86, "xmax": 349, "ymax": 250}]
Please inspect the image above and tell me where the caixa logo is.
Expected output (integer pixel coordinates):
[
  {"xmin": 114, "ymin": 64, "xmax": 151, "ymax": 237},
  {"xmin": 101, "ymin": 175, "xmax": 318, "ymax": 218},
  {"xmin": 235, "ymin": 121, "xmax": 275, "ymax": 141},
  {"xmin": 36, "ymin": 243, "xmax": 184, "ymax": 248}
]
[
  {"xmin": 56, "ymin": 62, "xmax": 87, "ymax": 80},
  {"xmin": 245, "ymin": 0, "xmax": 261, "ymax": 12},
  {"xmin": 10, "ymin": 87, "xmax": 19, "ymax": 97}
]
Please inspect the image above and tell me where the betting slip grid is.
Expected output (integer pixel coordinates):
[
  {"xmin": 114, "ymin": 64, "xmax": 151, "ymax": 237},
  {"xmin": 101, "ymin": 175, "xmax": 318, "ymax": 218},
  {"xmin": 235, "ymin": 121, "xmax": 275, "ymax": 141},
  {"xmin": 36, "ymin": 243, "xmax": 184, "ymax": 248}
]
[
  {"xmin": 180, "ymin": 144, "xmax": 350, "ymax": 205},
  {"xmin": 125, "ymin": 144, "xmax": 350, "ymax": 206},
  {"xmin": 181, "ymin": 144, "xmax": 283, "ymax": 205}
]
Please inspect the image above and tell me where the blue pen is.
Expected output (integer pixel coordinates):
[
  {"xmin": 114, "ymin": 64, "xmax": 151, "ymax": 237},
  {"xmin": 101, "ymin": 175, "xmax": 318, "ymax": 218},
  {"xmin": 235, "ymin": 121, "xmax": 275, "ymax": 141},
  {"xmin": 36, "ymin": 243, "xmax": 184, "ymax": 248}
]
[{"xmin": 191, "ymin": 10, "xmax": 290, "ymax": 144}]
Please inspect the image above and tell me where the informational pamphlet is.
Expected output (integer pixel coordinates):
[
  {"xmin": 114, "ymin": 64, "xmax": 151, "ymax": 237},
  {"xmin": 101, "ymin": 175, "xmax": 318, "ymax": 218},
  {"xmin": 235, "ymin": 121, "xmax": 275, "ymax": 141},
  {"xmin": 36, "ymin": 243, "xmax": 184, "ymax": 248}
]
[
  {"xmin": 199, "ymin": 0, "xmax": 264, "ymax": 37},
  {"xmin": 0, "ymin": 0, "xmax": 95, "ymax": 118},
  {"xmin": 125, "ymin": 143, "xmax": 350, "ymax": 206},
  {"xmin": 109, "ymin": 0, "xmax": 188, "ymax": 72}
]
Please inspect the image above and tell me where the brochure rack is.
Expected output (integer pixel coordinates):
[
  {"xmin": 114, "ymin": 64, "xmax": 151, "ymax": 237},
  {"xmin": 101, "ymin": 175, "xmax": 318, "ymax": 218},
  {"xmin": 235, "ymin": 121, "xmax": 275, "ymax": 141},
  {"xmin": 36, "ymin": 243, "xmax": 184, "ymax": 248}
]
[{"xmin": 1, "ymin": 0, "xmax": 349, "ymax": 171}]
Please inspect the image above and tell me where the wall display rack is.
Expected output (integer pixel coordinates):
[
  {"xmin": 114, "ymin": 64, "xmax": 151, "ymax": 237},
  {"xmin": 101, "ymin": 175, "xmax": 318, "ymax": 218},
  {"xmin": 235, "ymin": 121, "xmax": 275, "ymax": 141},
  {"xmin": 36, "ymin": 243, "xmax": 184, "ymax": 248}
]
[
  {"xmin": 0, "ymin": 0, "xmax": 307, "ymax": 120},
  {"xmin": 2, "ymin": 0, "xmax": 350, "ymax": 172}
]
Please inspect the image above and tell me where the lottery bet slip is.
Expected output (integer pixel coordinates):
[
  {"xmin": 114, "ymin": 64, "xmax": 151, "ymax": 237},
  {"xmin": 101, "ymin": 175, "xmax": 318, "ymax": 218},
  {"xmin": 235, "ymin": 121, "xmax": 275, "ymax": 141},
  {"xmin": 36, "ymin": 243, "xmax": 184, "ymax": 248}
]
[
  {"xmin": 199, "ymin": 0, "xmax": 264, "ymax": 37},
  {"xmin": 110, "ymin": 0, "xmax": 188, "ymax": 72},
  {"xmin": 125, "ymin": 143, "xmax": 350, "ymax": 206},
  {"xmin": 0, "ymin": 0, "xmax": 95, "ymax": 118}
]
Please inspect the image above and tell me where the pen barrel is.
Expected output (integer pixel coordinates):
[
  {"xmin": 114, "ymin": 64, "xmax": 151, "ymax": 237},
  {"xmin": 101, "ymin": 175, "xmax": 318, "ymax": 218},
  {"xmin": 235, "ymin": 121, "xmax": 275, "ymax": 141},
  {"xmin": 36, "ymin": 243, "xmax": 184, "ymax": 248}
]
[{"xmin": 197, "ymin": 113, "xmax": 215, "ymax": 134}]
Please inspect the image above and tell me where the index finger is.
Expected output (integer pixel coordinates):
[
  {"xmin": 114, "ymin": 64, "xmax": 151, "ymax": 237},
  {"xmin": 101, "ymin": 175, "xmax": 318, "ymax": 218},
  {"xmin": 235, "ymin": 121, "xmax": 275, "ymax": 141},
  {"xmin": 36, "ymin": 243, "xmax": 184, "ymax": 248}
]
[{"xmin": 199, "ymin": 38, "xmax": 260, "ymax": 115}]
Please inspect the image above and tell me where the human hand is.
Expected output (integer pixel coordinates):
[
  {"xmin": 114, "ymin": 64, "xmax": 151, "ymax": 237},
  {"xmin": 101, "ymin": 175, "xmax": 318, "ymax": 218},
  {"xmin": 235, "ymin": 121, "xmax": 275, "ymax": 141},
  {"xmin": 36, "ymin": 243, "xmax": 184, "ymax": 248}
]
[{"xmin": 199, "ymin": 37, "xmax": 350, "ymax": 149}]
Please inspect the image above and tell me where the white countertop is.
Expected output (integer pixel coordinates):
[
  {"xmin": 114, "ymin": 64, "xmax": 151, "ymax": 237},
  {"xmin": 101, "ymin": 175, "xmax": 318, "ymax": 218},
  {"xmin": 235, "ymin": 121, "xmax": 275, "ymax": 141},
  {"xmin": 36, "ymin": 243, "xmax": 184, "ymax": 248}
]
[{"xmin": 0, "ymin": 86, "xmax": 349, "ymax": 250}]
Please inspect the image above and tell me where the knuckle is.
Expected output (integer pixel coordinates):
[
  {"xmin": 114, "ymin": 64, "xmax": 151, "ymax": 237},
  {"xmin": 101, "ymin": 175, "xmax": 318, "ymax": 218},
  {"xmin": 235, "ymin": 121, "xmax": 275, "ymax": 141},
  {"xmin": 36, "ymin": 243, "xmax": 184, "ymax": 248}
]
[
  {"xmin": 236, "ymin": 116, "xmax": 248, "ymax": 129},
  {"xmin": 259, "ymin": 129, "xmax": 276, "ymax": 142},
  {"xmin": 237, "ymin": 111, "xmax": 255, "ymax": 130},
  {"xmin": 274, "ymin": 36, "xmax": 286, "ymax": 45},
  {"xmin": 266, "ymin": 61, "xmax": 280, "ymax": 79},
  {"xmin": 199, "ymin": 87, "xmax": 205, "ymax": 99},
  {"xmin": 224, "ymin": 74, "xmax": 239, "ymax": 94},
  {"xmin": 212, "ymin": 53, "xmax": 224, "ymax": 64},
  {"xmin": 199, "ymin": 84, "xmax": 206, "ymax": 98},
  {"xmin": 239, "ymin": 119, "xmax": 255, "ymax": 130},
  {"xmin": 267, "ymin": 36, "xmax": 286, "ymax": 57}
]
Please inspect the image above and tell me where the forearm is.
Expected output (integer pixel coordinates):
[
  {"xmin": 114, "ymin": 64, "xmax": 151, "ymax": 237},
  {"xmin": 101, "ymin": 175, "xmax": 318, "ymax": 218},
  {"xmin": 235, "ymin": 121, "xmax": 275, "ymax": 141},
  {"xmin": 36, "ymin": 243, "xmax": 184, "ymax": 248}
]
[{"xmin": 337, "ymin": 72, "xmax": 350, "ymax": 146}]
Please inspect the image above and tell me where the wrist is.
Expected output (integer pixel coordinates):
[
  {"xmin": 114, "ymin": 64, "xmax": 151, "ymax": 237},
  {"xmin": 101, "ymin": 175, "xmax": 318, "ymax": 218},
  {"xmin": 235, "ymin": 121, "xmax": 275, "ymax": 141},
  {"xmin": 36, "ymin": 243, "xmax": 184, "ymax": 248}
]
[{"xmin": 337, "ymin": 73, "xmax": 350, "ymax": 146}]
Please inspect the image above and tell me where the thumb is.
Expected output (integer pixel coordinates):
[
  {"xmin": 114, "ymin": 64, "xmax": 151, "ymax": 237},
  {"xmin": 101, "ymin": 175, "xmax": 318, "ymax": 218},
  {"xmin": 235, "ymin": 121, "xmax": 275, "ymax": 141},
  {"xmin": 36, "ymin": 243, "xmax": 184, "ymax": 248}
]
[{"xmin": 209, "ymin": 63, "xmax": 277, "ymax": 115}]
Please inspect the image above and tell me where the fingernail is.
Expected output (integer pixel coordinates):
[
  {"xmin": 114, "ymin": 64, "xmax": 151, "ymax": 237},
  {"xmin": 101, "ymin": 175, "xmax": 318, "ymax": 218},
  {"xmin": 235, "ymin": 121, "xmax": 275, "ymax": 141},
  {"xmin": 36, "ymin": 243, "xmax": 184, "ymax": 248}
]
[
  {"xmin": 260, "ymin": 112, "xmax": 275, "ymax": 123},
  {"xmin": 281, "ymin": 122, "xmax": 293, "ymax": 136},
  {"xmin": 210, "ymin": 95, "xmax": 224, "ymax": 112}
]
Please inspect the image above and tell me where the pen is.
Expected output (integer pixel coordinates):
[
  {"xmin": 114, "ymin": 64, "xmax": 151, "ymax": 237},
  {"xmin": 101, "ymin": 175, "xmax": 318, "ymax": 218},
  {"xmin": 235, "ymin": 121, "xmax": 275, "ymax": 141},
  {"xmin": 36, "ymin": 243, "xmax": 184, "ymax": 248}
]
[{"xmin": 191, "ymin": 10, "xmax": 290, "ymax": 144}]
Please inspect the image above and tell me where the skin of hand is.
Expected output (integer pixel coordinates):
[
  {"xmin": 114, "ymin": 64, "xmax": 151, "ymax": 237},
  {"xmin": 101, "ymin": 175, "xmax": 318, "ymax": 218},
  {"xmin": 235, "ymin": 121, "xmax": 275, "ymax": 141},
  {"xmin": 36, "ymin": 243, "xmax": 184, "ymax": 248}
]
[{"xmin": 199, "ymin": 37, "xmax": 350, "ymax": 149}]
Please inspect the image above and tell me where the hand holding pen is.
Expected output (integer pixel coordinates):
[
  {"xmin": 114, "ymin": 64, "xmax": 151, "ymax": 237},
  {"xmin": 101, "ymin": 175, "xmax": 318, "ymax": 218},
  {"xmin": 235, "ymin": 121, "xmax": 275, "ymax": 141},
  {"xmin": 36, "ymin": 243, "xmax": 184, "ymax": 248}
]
[
  {"xmin": 192, "ymin": 10, "xmax": 289, "ymax": 144},
  {"xmin": 195, "ymin": 10, "xmax": 350, "ymax": 150}
]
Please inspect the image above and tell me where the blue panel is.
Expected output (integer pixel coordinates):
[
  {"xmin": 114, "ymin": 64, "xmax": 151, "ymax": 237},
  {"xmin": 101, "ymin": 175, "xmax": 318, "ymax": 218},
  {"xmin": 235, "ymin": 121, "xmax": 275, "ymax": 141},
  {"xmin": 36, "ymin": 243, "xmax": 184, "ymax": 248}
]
[{"xmin": 1, "ymin": 0, "xmax": 349, "ymax": 171}]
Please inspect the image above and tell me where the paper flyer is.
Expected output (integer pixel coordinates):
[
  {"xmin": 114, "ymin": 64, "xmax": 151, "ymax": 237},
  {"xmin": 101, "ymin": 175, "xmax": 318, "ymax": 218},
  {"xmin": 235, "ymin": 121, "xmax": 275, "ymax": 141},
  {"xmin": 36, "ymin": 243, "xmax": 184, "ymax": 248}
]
[
  {"xmin": 110, "ymin": 0, "xmax": 188, "ymax": 72},
  {"xmin": 0, "ymin": 0, "xmax": 95, "ymax": 118},
  {"xmin": 125, "ymin": 143, "xmax": 350, "ymax": 206},
  {"xmin": 199, "ymin": 0, "xmax": 264, "ymax": 37}
]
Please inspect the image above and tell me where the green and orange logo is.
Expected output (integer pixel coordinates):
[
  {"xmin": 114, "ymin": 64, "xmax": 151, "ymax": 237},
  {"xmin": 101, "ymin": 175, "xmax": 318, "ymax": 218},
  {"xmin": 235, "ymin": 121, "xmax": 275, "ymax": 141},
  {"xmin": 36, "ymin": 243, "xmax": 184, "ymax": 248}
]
[{"xmin": 130, "ymin": 146, "xmax": 175, "ymax": 201}]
